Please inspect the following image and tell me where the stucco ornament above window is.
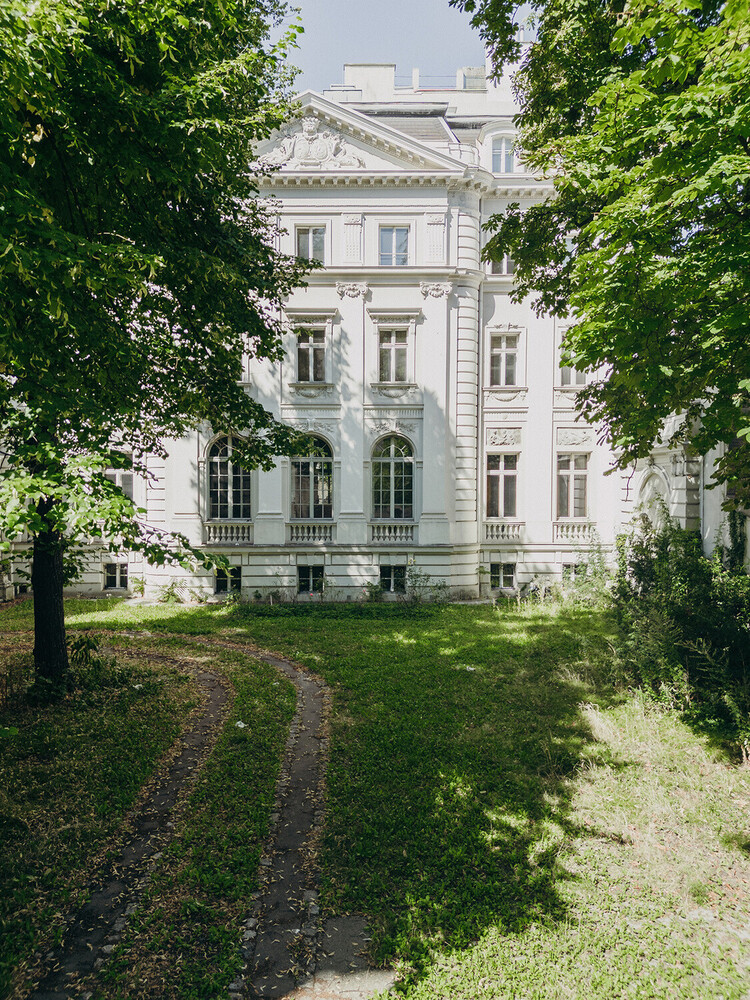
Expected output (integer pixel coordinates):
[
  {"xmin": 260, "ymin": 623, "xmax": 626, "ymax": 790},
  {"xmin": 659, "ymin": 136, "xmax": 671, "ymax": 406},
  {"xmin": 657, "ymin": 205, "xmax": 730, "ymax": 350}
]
[{"xmin": 263, "ymin": 116, "xmax": 366, "ymax": 169}]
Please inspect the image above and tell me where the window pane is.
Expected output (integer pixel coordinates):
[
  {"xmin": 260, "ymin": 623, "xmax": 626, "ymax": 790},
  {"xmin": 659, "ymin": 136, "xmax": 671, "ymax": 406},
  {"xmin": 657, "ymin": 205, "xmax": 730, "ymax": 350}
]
[
  {"xmin": 504, "ymin": 352, "xmax": 516, "ymax": 385},
  {"xmin": 379, "ymin": 345, "xmax": 390, "ymax": 381},
  {"xmin": 393, "ymin": 566, "xmax": 406, "ymax": 593},
  {"xmin": 504, "ymin": 141, "xmax": 514, "ymax": 173},
  {"xmin": 230, "ymin": 566, "xmax": 242, "ymax": 592},
  {"xmin": 487, "ymin": 475, "xmax": 499, "ymax": 518},
  {"xmin": 503, "ymin": 474, "xmax": 516, "ymax": 517},
  {"xmin": 298, "ymin": 566, "xmax": 310, "ymax": 593},
  {"xmin": 296, "ymin": 228, "xmax": 309, "ymax": 258},
  {"xmin": 215, "ymin": 569, "xmax": 228, "ymax": 594},
  {"xmin": 379, "ymin": 227, "xmax": 391, "ymax": 264},
  {"xmin": 104, "ymin": 564, "xmax": 117, "ymax": 589},
  {"xmin": 502, "ymin": 563, "xmax": 515, "ymax": 588},
  {"xmin": 557, "ymin": 474, "xmax": 569, "ymax": 518},
  {"xmin": 503, "ymin": 454, "xmax": 518, "ymax": 471},
  {"xmin": 573, "ymin": 474, "xmax": 587, "ymax": 517},
  {"xmin": 394, "ymin": 347, "xmax": 407, "ymax": 382},
  {"xmin": 120, "ymin": 473, "xmax": 134, "ymax": 500},
  {"xmin": 313, "ymin": 346, "xmax": 325, "ymax": 382},
  {"xmin": 395, "ymin": 227, "xmax": 408, "ymax": 264},
  {"xmin": 297, "ymin": 342, "xmax": 310, "ymax": 382},
  {"xmin": 312, "ymin": 227, "xmax": 325, "ymax": 262},
  {"xmin": 574, "ymin": 454, "xmax": 588, "ymax": 470},
  {"xmin": 490, "ymin": 563, "xmax": 500, "ymax": 588}
]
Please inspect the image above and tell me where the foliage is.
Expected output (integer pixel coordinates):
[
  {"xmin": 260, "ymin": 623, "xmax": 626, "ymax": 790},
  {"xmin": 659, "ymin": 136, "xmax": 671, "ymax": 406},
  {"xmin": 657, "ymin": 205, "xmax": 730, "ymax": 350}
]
[
  {"xmin": 453, "ymin": 0, "xmax": 750, "ymax": 502},
  {"xmin": 0, "ymin": 0, "xmax": 310, "ymax": 678},
  {"xmin": 613, "ymin": 506, "xmax": 750, "ymax": 753}
]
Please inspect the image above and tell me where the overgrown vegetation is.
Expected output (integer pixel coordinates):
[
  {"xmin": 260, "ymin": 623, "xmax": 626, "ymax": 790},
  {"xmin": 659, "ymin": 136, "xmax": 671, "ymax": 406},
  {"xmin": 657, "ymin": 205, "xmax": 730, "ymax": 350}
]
[
  {"xmin": 613, "ymin": 507, "xmax": 750, "ymax": 761},
  {"xmin": 2, "ymin": 576, "xmax": 749, "ymax": 998}
]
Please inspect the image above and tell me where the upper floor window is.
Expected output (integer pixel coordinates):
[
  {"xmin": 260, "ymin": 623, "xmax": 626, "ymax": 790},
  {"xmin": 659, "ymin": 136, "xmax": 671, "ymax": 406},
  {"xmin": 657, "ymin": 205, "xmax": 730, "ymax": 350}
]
[
  {"xmin": 490, "ymin": 255, "xmax": 516, "ymax": 275},
  {"xmin": 296, "ymin": 226, "xmax": 325, "ymax": 263},
  {"xmin": 557, "ymin": 453, "xmax": 588, "ymax": 518},
  {"xmin": 291, "ymin": 437, "xmax": 333, "ymax": 520},
  {"xmin": 209, "ymin": 436, "xmax": 251, "ymax": 520},
  {"xmin": 489, "ymin": 334, "xmax": 518, "ymax": 386},
  {"xmin": 492, "ymin": 136, "xmax": 516, "ymax": 173},
  {"xmin": 297, "ymin": 328, "xmax": 326, "ymax": 382},
  {"xmin": 560, "ymin": 364, "xmax": 586, "ymax": 386},
  {"xmin": 487, "ymin": 454, "xmax": 518, "ymax": 518},
  {"xmin": 380, "ymin": 226, "xmax": 409, "ymax": 266},
  {"xmin": 372, "ymin": 436, "xmax": 413, "ymax": 519},
  {"xmin": 104, "ymin": 466, "xmax": 134, "ymax": 500},
  {"xmin": 379, "ymin": 329, "xmax": 408, "ymax": 383}
]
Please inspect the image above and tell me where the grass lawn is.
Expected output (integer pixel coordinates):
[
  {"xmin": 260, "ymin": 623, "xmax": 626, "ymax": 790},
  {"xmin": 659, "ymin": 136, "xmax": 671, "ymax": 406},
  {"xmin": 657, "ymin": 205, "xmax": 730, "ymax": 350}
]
[{"xmin": 2, "ymin": 596, "xmax": 749, "ymax": 999}]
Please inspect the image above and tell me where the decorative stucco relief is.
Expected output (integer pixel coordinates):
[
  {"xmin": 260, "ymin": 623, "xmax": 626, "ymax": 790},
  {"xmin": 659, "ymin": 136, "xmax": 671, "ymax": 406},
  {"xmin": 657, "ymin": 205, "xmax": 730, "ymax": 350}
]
[
  {"xmin": 336, "ymin": 282, "xmax": 369, "ymax": 299},
  {"xmin": 291, "ymin": 418, "xmax": 339, "ymax": 435},
  {"xmin": 288, "ymin": 383, "xmax": 335, "ymax": 399},
  {"xmin": 556, "ymin": 427, "xmax": 594, "ymax": 446},
  {"xmin": 553, "ymin": 389, "xmax": 579, "ymax": 408},
  {"xmin": 483, "ymin": 388, "xmax": 528, "ymax": 406},
  {"xmin": 420, "ymin": 281, "xmax": 452, "ymax": 299},
  {"xmin": 263, "ymin": 116, "xmax": 366, "ymax": 170},
  {"xmin": 372, "ymin": 420, "xmax": 417, "ymax": 436},
  {"xmin": 486, "ymin": 427, "xmax": 522, "ymax": 447},
  {"xmin": 370, "ymin": 383, "xmax": 418, "ymax": 399}
]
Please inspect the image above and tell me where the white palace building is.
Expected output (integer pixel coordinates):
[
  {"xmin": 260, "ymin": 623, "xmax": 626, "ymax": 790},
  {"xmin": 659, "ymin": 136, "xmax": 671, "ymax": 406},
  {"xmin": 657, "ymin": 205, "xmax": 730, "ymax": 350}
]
[{"xmin": 53, "ymin": 60, "xmax": 735, "ymax": 600}]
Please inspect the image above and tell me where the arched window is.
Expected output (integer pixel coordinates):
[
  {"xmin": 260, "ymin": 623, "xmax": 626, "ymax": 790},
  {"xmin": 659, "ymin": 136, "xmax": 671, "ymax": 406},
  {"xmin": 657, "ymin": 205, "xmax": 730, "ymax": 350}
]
[
  {"xmin": 291, "ymin": 437, "xmax": 333, "ymax": 520},
  {"xmin": 208, "ymin": 436, "xmax": 251, "ymax": 520},
  {"xmin": 372, "ymin": 436, "xmax": 413, "ymax": 520}
]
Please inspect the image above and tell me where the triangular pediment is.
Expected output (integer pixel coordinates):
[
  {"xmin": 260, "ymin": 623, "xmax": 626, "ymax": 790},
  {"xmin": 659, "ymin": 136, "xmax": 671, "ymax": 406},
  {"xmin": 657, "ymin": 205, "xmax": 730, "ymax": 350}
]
[{"xmin": 255, "ymin": 92, "xmax": 467, "ymax": 175}]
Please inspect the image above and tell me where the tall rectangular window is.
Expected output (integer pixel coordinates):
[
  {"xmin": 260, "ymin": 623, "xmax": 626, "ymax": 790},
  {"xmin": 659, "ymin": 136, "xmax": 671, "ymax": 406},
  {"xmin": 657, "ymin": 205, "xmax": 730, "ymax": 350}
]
[
  {"xmin": 378, "ymin": 329, "xmax": 408, "ymax": 382},
  {"xmin": 298, "ymin": 565, "xmax": 324, "ymax": 594},
  {"xmin": 379, "ymin": 226, "xmax": 409, "ymax": 266},
  {"xmin": 492, "ymin": 137, "xmax": 515, "ymax": 173},
  {"xmin": 297, "ymin": 328, "xmax": 326, "ymax": 382},
  {"xmin": 296, "ymin": 226, "xmax": 325, "ymax": 263},
  {"xmin": 557, "ymin": 454, "xmax": 588, "ymax": 518},
  {"xmin": 486, "ymin": 454, "xmax": 518, "ymax": 518},
  {"xmin": 489, "ymin": 334, "xmax": 518, "ymax": 386}
]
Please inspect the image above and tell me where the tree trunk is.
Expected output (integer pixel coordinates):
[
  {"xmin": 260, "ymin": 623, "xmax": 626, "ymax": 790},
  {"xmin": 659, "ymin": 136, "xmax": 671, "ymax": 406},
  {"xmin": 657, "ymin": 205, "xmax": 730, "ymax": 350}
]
[{"xmin": 32, "ymin": 523, "xmax": 69, "ymax": 684}]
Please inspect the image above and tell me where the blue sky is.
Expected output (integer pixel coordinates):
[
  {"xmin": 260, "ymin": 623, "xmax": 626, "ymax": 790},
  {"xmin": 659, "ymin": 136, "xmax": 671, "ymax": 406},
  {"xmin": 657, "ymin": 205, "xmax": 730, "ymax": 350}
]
[{"xmin": 283, "ymin": 0, "xmax": 486, "ymax": 93}]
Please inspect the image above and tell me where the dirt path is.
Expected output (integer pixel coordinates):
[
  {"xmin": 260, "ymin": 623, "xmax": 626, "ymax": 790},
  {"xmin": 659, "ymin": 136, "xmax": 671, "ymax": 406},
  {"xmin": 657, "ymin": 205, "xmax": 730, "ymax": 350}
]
[
  {"xmin": 25, "ymin": 638, "xmax": 395, "ymax": 1000},
  {"xmin": 30, "ymin": 665, "xmax": 230, "ymax": 1000}
]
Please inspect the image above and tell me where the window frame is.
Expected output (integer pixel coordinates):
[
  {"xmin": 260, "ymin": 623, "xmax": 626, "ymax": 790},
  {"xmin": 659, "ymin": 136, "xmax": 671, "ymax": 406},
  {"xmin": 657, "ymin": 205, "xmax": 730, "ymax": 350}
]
[
  {"xmin": 295, "ymin": 224, "xmax": 326, "ymax": 264},
  {"xmin": 486, "ymin": 325, "xmax": 525, "ymax": 388},
  {"xmin": 379, "ymin": 225, "xmax": 410, "ymax": 266},
  {"xmin": 368, "ymin": 310, "xmax": 420, "ymax": 389},
  {"xmin": 556, "ymin": 452, "xmax": 589, "ymax": 519},
  {"xmin": 215, "ymin": 566, "xmax": 242, "ymax": 594},
  {"xmin": 296, "ymin": 326, "xmax": 327, "ymax": 383},
  {"xmin": 298, "ymin": 565, "xmax": 324, "ymax": 594},
  {"xmin": 489, "ymin": 254, "xmax": 516, "ymax": 276},
  {"xmin": 489, "ymin": 333, "xmax": 519, "ymax": 387},
  {"xmin": 490, "ymin": 562, "xmax": 516, "ymax": 589},
  {"xmin": 486, "ymin": 452, "xmax": 519, "ymax": 519},
  {"xmin": 491, "ymin": 135, "xmax": 517, "ymax": 174},
  {"xmin": 207, "ymin": 435, "xmax": 252, "ymax": 522},
  {"xmin": 290, "ymin": 437, "xmax": 334, "ymax": 521},
  {"xmin": 379, "ymin": 565, "xmax": 406, "ymax": 594},
  {"xmin": 284, "ymin": 310, "xmax": 337, "ymax": 390},
  {"xmin": 104, "ymin": 562, "xmax": 129, "ymax": 590},
  {"xmin": 371, "ymin": 435, "xmax": 415, "ymax": 521}
]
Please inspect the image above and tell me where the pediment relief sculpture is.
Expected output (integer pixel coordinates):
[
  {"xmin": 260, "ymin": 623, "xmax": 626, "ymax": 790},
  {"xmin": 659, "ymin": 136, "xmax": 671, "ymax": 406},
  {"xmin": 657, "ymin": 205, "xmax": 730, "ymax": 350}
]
[{"xmin": 263, "ymin": 116, "xmax": 366, "ymax": 170}]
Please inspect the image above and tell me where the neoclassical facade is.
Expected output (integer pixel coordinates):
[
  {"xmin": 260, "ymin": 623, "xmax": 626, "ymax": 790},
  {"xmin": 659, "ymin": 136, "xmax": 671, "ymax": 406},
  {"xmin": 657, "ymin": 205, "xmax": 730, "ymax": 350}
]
[{"xmin": 39, "ymin": 61, "xmax": 736, "ymax": 600}]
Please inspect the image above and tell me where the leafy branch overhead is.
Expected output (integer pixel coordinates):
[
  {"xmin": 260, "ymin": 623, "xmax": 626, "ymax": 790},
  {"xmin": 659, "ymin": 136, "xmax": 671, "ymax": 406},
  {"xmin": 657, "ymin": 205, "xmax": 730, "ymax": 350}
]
[
  {"xmin": 456, "ymin": 0, "xmax": 750, "ymax": 503},
  {"xmin": 0, "ymin": 0, "xmax": 311, "ymax": 679}
]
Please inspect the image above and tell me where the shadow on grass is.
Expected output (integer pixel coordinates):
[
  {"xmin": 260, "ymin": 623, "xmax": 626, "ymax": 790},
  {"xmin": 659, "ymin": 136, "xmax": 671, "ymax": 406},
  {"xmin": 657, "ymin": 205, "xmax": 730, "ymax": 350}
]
[{"xmin": 4, "ymin": 598, "xmax": 625, "ymax": 984}]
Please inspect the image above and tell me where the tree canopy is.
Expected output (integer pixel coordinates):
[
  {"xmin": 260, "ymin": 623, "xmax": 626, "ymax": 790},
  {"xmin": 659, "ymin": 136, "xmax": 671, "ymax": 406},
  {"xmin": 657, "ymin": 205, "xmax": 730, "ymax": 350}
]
[
  {"xmin": 452, "ymin": 0, "xmax": 750, "ymax": 503},
  {"xmin": 0, "ymin": 0, "xmax": 309, "ymax": 679}
]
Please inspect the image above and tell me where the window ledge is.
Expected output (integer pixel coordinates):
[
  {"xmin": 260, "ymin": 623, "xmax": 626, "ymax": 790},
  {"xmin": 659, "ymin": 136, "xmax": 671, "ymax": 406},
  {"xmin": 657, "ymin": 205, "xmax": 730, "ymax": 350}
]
[
  {"xmin": 370, "ymin": 382, "xmax": 419, "ymax": 399},
  {"xmin": 288, "ymin": 382, "xmax": 336, "ymax": 399}
]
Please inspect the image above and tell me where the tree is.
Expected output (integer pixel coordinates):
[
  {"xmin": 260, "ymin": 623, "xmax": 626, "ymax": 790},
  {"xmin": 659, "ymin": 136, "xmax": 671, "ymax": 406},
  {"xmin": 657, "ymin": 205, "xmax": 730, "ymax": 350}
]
[
  {"xmin": 0, "ymin": 0, "xmax": 310, "ymax": 684},
  {"xmin": 452, "ymin": 0, "xmax": 750, "ymax": 503}
]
